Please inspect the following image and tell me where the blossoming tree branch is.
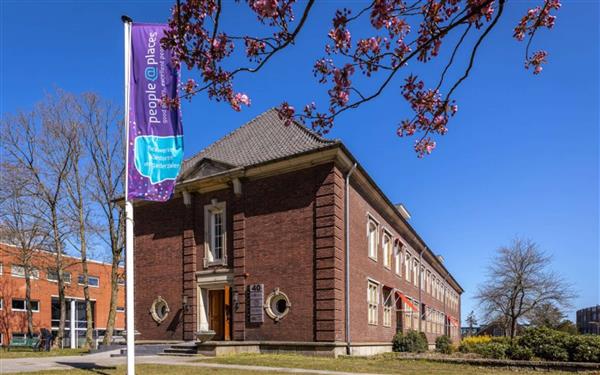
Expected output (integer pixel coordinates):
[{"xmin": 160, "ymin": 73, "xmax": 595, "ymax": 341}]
[{"xmin": 161, "ymin": 0, "xmax": 560, "ymax": 157}]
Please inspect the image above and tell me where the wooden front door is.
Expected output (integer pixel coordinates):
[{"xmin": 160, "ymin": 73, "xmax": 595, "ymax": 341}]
[{"xmin": 209, "ymin": 290, "xmax": 225, "ymax": 340}]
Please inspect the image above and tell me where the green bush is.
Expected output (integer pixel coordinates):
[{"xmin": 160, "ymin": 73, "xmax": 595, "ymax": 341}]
[
  {"xmin": 435, "ymin": 335, "xmax": 454, "ymax": 354},
  {"xmin": 506, "ymin": 345, "xmax": 533, "ymax": 361},
  {"xmin": 567, "ymin": 335, "xmax": 600, "ymax": 363},
  {"xmin": 392, "ymin": 330, "xmax": 428, "ymax": 353},
  {"xmin": 475, "ymin": 342, "xmax": 509, "ymax": 359}
]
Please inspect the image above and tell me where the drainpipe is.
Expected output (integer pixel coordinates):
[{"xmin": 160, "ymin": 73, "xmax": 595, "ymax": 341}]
[
  {"xmin": 344, "ymin": 163, "xmax": 357, "ymax": 356},
  {"xmin": 418, "ymin": 250, "xmax": 423, "ymax": 333}
]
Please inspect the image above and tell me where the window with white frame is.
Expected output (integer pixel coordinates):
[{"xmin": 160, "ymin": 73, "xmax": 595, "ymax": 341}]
[
  {"xmin": 404, "ymin": 300, "xmax": 412, "ymax": 330},
  {"xmin": 0, "ymin": 298, "xmax": 3, "ymax": 310},
  {"xmin": 412, "ymin": 259, "xmax": 418, "ymax": 285},
  {"xmin": 411, "ymin": 298, "xmax": 418, "ymax": 328},
  {"xmin": 421, "ymin": 266, "xmax": 425, "ymax": 290},
  {"xmin": 404, "ymin": 253, "xmax": 410, "ymax": 281},
  {"xmin": 204, "ymin": 201, "xmax": 227, "ymax": 265},
  {"xmin": 12, "ymin": 299, "xmax": 39, "ymax": 312},
  {"xmin": 11, "ymin": 265, "xmax": 39, "ymax": 279},
  {"xmin": 0, "ymin": 262, "xmax": 3, "ymax": 275},
  {"xmin": 78, "ymin": 275, "xmax": 99, "ymax": 287},
  {"xmin": 394, "ymin": 242, "xmax": 401, "ymax": 275},
  {"xmin": 367, "ymin": 280, "xmax": 379, "ymax": 325},
  {"xmin": 367, "ymin": 218, "xmax": 378, "ymax": 260},
  {"xmin": 47, "ymin": 269, "xmax": 71, "ymax": 284},
  {"xmin": 426, "ymin": 270, "xmax": 431, "ymax": 294},
  {"xmin": 383, "ymin": 288, "xmax": 393, "ymax": 327},
  {"xmin": 382, "ymin": 231, "xmax": 392, "ymax": 269}
]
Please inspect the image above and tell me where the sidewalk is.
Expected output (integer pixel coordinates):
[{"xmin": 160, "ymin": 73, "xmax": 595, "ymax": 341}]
[{"xmin": 0, "ymin": 351, "xmax": 385, "ymax": 375}]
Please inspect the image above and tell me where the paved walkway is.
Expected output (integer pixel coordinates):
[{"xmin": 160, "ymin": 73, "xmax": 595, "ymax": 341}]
[{"xmin": 0, "ymin": 351, "xmax": 384, "ymax": 375}]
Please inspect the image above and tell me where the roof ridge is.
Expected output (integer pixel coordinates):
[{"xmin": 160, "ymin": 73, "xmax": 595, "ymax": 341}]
[
  {"xmin": 183, "ymin": 108, "xmax": 335, "ymax": 168},
  {"xmin": 183, "ymin": 109, "xmax": 275, "ymax": 167}
]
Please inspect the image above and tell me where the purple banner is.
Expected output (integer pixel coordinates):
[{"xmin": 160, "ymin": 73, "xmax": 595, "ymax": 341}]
[{"xmin": 127, "ymin": 23, "xmax": 183, "ymax": 202}]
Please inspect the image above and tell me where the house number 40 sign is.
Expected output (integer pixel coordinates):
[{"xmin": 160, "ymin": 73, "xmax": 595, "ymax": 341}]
[{"xmin": 249, "ymin": 284, "xmax": 264, "ymax": 323}]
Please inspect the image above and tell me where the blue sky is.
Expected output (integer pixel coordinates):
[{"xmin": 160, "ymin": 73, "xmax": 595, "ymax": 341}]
[{"xmin": 1, "ymin": 1, "xmax": 598, "ymax": 323}]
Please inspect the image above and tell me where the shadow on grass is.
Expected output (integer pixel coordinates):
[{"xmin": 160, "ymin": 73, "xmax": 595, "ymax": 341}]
[{"xmin": 54, "ymin": 362, "xmax": 117, "ymax": 375}]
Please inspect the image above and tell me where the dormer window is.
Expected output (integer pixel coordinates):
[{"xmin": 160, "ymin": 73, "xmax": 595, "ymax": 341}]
[{"xmin": 204, "ymin": 200, "xmax": 227, "ymax": 267}]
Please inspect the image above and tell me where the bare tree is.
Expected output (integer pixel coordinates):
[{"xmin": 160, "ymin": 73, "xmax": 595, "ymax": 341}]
[
  {"xmin": 77, "ymin": 93, "xmax": 125, "ymax": 345},
  {"xmin": 0, "ymin": 165, "xmax": 48, "ymax": 337},
  {"xmin": 1, "ymin": 92, "xmax": 75, "ymax": 347},
  {"xmin": 475, "ymin": 238, "xmax": 576, "ymax": 340},
  {"xmin": 465, "ymin": 310, "xmax": 478, "ymax": 337},
  {"xmin": 63, "ymin": 93, "xmax": 95, "ymax": 349}
]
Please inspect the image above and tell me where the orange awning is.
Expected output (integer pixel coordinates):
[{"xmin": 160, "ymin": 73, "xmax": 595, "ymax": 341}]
[
  {"xmin": 447, "ymin": 315, "xmax": 459, "ymax": 327},
  {"xmin": 395, "ymin": 291, "xmax": 418, "ymax": 312}
]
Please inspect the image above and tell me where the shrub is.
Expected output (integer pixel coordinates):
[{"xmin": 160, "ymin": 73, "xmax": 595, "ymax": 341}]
[
  {"xmin": 458, "ymin": 335, "xmax": 492, "ymax": 353},
  {"xmin": 519, "ymin": 327, "xmax": 571, "ymax": 362},
  {"xmin": 567, "ymin": 335, "xmax": 600, "ymax": 363},
  {"xmin": 475, "ymin": 342, "xmax": 509, "ymax": 359},
  {"xmin": 435, "ymin": 335, "xmax": 454, "ymax": 354},
  {"xmin": 506, "ymin": 345, "xmax": 533, "ymax": 361},
  {"xmin": 392, "ymin": 330, "xmax": 428, "ymax": 353}
]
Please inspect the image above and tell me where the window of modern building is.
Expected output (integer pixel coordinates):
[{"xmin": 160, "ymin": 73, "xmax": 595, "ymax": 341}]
[
  {"xmin": 47, "ymin": 269, "xmax": 72, "ymax": 283},
  {"xmin": 12, "ymin": 299, "xmax": 40, "ymax": 312},
  {"xmin": 382, "ymin": 232, "xmax": 392, "ymax": 269},
  {"xmin": 383, "ymin": 289, "xmax": 392, "ymax": 327},
  {"xmin": 367, "ymin": 280, "xmax": 379, "ymax": 325},
  {"xmin": 78, "ymin": 275, "xmax": 99, "ymax": 287},
  {"xmin": 11, "ymin": 265, "xmax": 39, "ymax": 279},
  {"xmin": 204, "ymin": 201, "xmax": 227, "ymax": 265},
  {"xmin": 367, "ymin": 219, "xmax": 378, "ymax": 261}
]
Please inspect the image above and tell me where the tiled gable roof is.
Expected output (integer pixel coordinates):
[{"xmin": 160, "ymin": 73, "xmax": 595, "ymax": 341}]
[{"xmin": 180, "ymin": 108, "xmax": 338, "ymax": 181}]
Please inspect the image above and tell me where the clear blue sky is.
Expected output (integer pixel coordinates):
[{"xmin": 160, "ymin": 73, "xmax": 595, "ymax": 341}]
[{"xmin": 1, "ymin": 1, "xmax": 598, "ymax": 323}]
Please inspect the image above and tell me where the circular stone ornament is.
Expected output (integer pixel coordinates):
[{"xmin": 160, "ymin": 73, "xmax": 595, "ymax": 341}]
[
  {"xmin": 150, "ymin": 296, "xmax": 170, "ymax": 324},
  {"xmin": 264, "ymin": 288, "xmax": 291, "ymax": 321}
]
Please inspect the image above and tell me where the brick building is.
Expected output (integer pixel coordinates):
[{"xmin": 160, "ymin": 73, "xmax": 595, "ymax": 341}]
[
  {"xmin": 577, "ymin": 305, "xmax": 600, "ymax": 335},
  {"xmin": 0, "ymin": 243, "xmax": 125, "ymax": 348},
  {"xmin": 134, "ymin": 109, "xmax": 462, "ymax": 355}
]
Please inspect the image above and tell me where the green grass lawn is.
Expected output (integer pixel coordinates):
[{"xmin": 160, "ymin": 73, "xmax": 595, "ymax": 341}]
[
  {"xmin": 0, "ymin": 348, "xmax": 89, "ymax": 359},
  {"xmin": 202, "ymin": 353, "xmax": 580, "ymax": 374},
  {"xmin": 8, "ymin": 364, "xmax": 293, "ymax": 375}
]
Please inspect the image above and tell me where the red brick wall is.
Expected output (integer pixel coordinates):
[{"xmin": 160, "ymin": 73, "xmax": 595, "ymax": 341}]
[
  {"xmin": 347, "ymin": 183, "xmax": 461, "ymax": 344},
  {"xmin": 133, "ymin": 162, "xmax": 461, "ymax": 344},
  {"xmin": 134, "ymin": 198, "xmax": 185, "ymax": 340}
]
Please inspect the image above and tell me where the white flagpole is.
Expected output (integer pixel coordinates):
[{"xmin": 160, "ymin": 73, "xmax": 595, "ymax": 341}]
[{"xmin": 122, "ymin": 15, "xmax": 135, "ymax": 375}]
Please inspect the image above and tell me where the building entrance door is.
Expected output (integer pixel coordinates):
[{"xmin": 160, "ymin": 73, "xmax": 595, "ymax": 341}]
[{"xmin": 209, "ymin": 290, "xmax": 225, "ymax": 340}]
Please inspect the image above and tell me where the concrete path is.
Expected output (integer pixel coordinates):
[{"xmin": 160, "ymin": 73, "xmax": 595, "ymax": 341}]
[{"xmin": 0, "ymin": 352, "xmax": 385, "ymax": 375}]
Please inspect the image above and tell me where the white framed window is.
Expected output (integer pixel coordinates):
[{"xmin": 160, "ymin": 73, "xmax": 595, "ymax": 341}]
[
  {"xmin": 421, "ymin": 266, "xmax": 425, "ymax": 290},
  {"xmin": 204, "ymin": 201, "xmax": 227, "ymax": 266},
  {"xmin": 367, "ymin": 218, "xmax": 378, "ymax": 261},
  {"xmin": 404, "ymin": 253, "xmax": 411, "ymax": 281},
  {"xmin": 0, "ymin": 262, "xmax": 3, "ymax": 275},
  {"xmin": 47, "ymin": 269, "xmax": 71, "ymax": 284},
  {"xmin": 394, "ymin": 242, "xmax": 401, "ymax": 276},
  {"xmin": 382, "ymin": 231, "xmax": 392, "ymax": 269},
  {"xmin": 0, "ymin": 298, "xmax": 3, "ymax": 310},
  {"xmin": 11, "ymin": 265, "xmax": 39, "ymax": 279},
  {"xmin": 383, "ymin": 289, "xmax": 392, "ymax": 327},
  {"xmin": 78, "ymin": 275, "xmax": 99, "ymax": 287},
  {"xmin": 0, "ymin": 333, "xmax": 3, "ymax": 345},
  {"xmin": 12, "ymin": 299, "xmax": 39, "ymax": 312},
  {"xmin": 412, "ymin": 259, "xmax": 418, "ymax": 285},
  {"xmin": 367, "ymin": 280, "xmax": 379, "ymax": 325},
  {"xmin": 426, "ymin": 270, "xmax": 431, "ymax": 294}
]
